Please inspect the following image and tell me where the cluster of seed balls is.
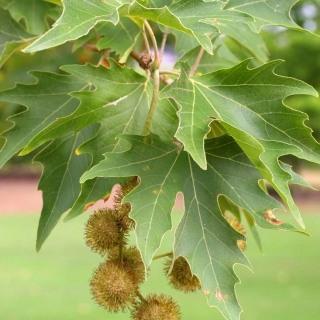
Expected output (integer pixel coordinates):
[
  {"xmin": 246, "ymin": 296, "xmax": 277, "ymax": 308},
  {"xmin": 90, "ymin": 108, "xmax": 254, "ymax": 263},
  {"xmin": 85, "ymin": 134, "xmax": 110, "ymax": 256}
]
[{"xmin": 85, "ymin": 178, "xmax": 247, "ymax": 319}]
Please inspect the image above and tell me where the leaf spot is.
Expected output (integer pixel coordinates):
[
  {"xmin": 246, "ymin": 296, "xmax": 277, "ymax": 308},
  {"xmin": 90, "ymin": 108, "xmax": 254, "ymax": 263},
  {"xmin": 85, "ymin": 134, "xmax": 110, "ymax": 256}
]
[
  {"xmin": 152, "ymin": 189, "xmax": 164, "ymax": 195},
  {"xmin": 203, "ymin": 289, "xmax": 210, "ymax": 296},
  {"xmin": 263, "ymin": 210, "xmax": 284, "ymax": 226},
  {"xmin": 216, "ymin": 291, "xmax": 225, "ymax": 301}
]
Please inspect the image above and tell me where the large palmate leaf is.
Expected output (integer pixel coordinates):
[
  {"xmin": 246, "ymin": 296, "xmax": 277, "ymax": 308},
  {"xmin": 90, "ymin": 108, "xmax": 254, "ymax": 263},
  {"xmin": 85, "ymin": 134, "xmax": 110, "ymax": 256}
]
[
  {"xmin": 19, "ymin": 61, "xmax": 177, "ymax": 220},
  {"xmin": 160, "ymin": 61, "xmax": 320, "ymax": 226},
  {"xmin": 0, "ymin": 8, "xmax": 35, "ymax": 67},
  {"xmin": 24, "ymin": 0, "xmax": 129, "ymax": 53},
  {"xmin": 224, "ymin": 0, "xmax": 300, "ymax": 31},
  {"xmin": 0, "ymin": 72, "xmax": 89, "ymax": 168},
  {"xmin": 7, "ymin": 0, "xmax": 61, "ymax": 35},
  {"xmin": 80, "ymin": 133, "xmax": 302, "ymax": 319},
  {"xmin": 120, "ymin": 0, "xmax": 252, "ymax": 54},
  {"xmin": 34, "ymin": 126, "xmax": 95, "ymax": 251},
  {"xmin": 22, "ymin": 61, "xmax": 178, "ymax": 155}
]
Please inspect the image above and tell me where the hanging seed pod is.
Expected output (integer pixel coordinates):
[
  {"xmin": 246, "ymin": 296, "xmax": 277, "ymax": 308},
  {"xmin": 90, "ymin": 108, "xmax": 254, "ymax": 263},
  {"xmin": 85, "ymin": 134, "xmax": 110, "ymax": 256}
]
[
  {"xmin": 85, "ymin": 208, "xmax": 126, "ymax": 255},
  {"xmin": 90, "ymin": 260, "xmax": 137, "ymax": 313},
  {"xmin": 164, "ymin": 256, "xmax": 201, "ymax": 293},
  {"xmin": 109, "ymin": 246, "xmax": 145, "ymax": 286},
  {"xmin": 224, "ymin": 215, "xmax": 247, "ymax": 251},
  {"xmin": 131, "ymin": 293, "xmax": 181, "ymax": 320}
]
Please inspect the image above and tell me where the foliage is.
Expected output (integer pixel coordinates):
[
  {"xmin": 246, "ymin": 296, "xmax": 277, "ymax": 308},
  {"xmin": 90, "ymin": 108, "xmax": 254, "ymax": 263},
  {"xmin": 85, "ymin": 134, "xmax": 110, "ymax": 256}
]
[{"xmin": 0, "ymin": 1, "xmax": 320, "ymax": 319}]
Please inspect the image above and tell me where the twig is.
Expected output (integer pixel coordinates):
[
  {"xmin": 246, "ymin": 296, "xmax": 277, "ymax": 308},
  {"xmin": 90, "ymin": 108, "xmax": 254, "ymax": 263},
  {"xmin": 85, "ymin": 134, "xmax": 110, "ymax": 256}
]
[
  {"xmin": 159, "ymin": 27, "xmax": 169, "ymax": 64},
  {"xmin": 159, "ymin": 70, "xmax": 180, "ymax": 76},
  {"xmin": 142, "ymin": 69, "xmax": 160, "ymax": 135},
  {"xmin": 142, "ymin": 23, "xmax": 151, "ymax": 55},
  {"xmin": 82, "ymin": 43, "xmax": 99, "ymax": 52},
  {"xmin": 130, "ymin": 50, "xmax": 141, "ymax": 64},
  {"xmin": 152, "ymin": 252, "xmax": 173, "ymax": 260},
  {"xmin": 93, "ymin": 27, "xmax": 100, "ymax": 41},
  {"xmin": 98, "ymin": 48, "xmax": 110, "ymax": 66},
  {"xmin": 136, "ymin": 290, "xmax": 148, "ymax": 303},
  {"xmin": 160, "ymin": 75, "xmax": 174, "ymax": 86},
  {"xmin": 189, "ymin": 46, "xmax": 205, "ymax": 77},
  {"xmin": 144, "ymin": 20, "xmax": 160, "ymax": 69}
]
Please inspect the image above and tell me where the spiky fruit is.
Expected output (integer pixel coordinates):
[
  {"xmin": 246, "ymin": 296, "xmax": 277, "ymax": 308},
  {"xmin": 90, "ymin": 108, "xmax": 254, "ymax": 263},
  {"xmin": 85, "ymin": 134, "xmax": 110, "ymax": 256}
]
[
  {"xmin": 90, "ymin": 260, "xmax": 137, "ymax": 312},
  {"xmin": 109, "ymin": 246, "xmax": 145, "ymax": 286},
  {"xmin": 224, "ymin": 215, "xmax": 247, "ymax": 251},
  {"xmin": 131, "ymin": 294, "xmax": 181, "ymax": 320},
  {"xmin": 85, "ymin": 208, "xmax": 126, "ymax": 255},
  {"xmin": 164, "ymin": 256, "xmax": 201, "ymax": 293}
]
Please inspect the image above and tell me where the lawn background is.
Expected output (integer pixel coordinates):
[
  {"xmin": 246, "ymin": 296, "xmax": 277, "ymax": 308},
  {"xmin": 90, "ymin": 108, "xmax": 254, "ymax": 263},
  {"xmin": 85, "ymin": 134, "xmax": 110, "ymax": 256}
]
[{"xmin": 1, "ymin": 211, "xmax": 319, "ymax": 320}]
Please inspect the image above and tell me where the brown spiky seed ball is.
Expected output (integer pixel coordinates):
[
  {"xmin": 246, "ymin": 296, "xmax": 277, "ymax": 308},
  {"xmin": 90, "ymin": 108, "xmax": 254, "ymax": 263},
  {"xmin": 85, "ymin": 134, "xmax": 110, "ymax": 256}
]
[
  {"xmin": 90, "ymin": 260, "xmax": 137, "ymax": 313},
  {"xmin": 131, "ymin": 294, "xmax": 181, "ymax": 320},
  {"xmin": 164, "ymin": 256, "xmax": 201, "ymax": 293},
  {"xmin": 224, "ymin": 215, "xmax": 247, "ymax": 251},
  {"xmin": 109, "ymin": 246, "xmax": 145, "ymax": 285},
  {"xmin": 85, "ymin": 208, "xmax": 123, "ymax": 255}
]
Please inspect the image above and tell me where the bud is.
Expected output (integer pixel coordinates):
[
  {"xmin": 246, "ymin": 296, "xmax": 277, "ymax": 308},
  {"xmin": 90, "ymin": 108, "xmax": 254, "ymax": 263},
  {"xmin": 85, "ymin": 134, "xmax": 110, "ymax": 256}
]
[
  {"xmin": 224, "ymin": 215, "xmax": 247, "ymax": 251},
  {"xmin": 164, "ymin": 256, "xmax": 201, "ymax": 293},
  {"xmin": 85, "ymin": 208, "xmax": 125, "ymax": 255},
  {"xmin": 131, "ymin": 293, "xmax": 181, "ymax": 320},
  {"xmin": 109, "ymin": 246, "xmax": 145, "ymax": 286},
  {"xmin": 90, "ymin": 260, "xmax": 137, "ymax": 312}
]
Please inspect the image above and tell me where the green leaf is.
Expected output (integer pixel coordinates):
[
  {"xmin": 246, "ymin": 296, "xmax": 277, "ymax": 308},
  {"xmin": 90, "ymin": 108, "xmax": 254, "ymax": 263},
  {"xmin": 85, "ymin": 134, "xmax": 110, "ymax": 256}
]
[
  {"xmin": 19, "ymin": 61, "xmax": 177, "ymax": 220},
  {"xmin": 0, "ymin": 0, "xmax": 14, "ymax": 7},
  {"xmin": 7, "ymin": 0, "xmax": 61, "ymax": 35},
  {"xmin": 22, "ymin": 61, "xmax": 177, "ymax": 155},
  {"xmin": 0, "ymin": 7, "xmax": 35, "ymax": 67},
  {"xmin": 35, "ymin": 126, "xmax": 95, "ymax": 251},
  {"xmin": 120, "ymin": 0, "xmax": 252, "ymax": 54},
  {"xmin": 42, "ymin": 0, "xmax": 62, "ymax": 6},
  {"xmin": 0, "ymin": 72, "xmax": 89, "ymax": 169},
  {"xmin": 160, "ymin": 60, "xmax": 320, "ymax": 227},
  {"xmin": 96, "ymin": 17, "xmax": 141, "ymax": 63},
  {"xmin": 224, "ymin": 0, "xmax": 301, "ymax": 31},
  {"xmin": 216, "ymin": 20, "xmax": 268, "ymax": 63},
  {"xmin": 80, "ymin": 133, "xmax": 301, "ymax": 319},
  {"xmin": 24, "ymin": 0, "xmax": 129, "ymax": 53},
  {"xmin": 176, "ymin": 37, "xmax": 240, "ymax": 74}
]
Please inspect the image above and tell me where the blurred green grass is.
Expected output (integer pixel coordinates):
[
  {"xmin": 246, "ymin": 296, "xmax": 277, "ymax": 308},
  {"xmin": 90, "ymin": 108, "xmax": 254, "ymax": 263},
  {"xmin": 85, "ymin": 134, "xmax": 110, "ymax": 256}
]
[{"xmin": 1, "ymin": 212, "xmax": 319, "ymax": 320}]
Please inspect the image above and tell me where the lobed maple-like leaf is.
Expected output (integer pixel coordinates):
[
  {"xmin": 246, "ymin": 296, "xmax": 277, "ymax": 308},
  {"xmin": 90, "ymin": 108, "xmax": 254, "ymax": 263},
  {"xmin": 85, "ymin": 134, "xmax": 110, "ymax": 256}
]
[
  {"xmin": 160, "ymin": 60, "xmax": 320, "ymax": 227},
  {"xmin": 17, "ymin": 61, "xmax": 177, "ymax": 220},
  {"xmin": 224, "ymin": 0, "xmax": 301, "ymax": 32},
  {"xmin": 80, "ymin": 133, "xmax": 303, "ymax": 319},
  {"xmin": 0, "ymin": 72, "xmax": 89, "ymax": 168},
  {"xmin": 0, "ymin": 7, "xmax": 35, "ymax": 67},
  {"xmin": 96, "ymin": 17, "xmax": 141, "ymax": 63},
  {"xmin": 24, "ymin": 0, "xmax": 130, "ymax": 53},
  {"xmin": 34, "ymin": 127, "xmax": 95, "ymax": 251},
  {"xmin": 120, "ymin": 0, "xmax": 252, "ymax": 54},
  {"xmin": 6, "ymin": 0, "xmax": 61, "ymax": 35}
]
